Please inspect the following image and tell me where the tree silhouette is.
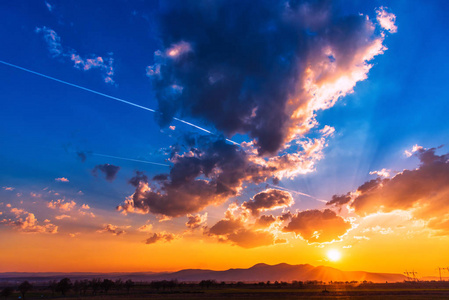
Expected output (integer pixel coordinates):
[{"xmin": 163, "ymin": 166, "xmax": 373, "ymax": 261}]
[
  {"xmin": 18, "ymin": 281, "xmax": 33, "ymax": 299},
  {"xmin": 101, "ymin": 279, "xmax": 115, "ymax": 294},
  {"xmin": 56, "ymin": 278, "xmax": 72, "ymax": 296},
  {"xmin": 48, "ymin": 280, "xmax": 57, "ymax": 296},
  {"xmin": 124, "ymin": 279, "xmax": 134, "ymax": 294},
  {"xmin": 0, "ymin": 287, "xmax": 13, "ymax": 299},
  {"xmin": 115, "ymin": 279, "xmax": 124, "ymax": 291},
  {"xmin": 90, "ymin": 279, "xmax": 102, "ymax": 295}
]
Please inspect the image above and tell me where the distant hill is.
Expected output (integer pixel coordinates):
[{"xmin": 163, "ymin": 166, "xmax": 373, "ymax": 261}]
[{"xmin": 0, "ymin": 263, "xmax": 407, "ymax": 283}]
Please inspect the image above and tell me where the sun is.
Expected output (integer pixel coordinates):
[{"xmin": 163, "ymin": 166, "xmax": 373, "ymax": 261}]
[{"xmin": 327, "ymin": 249, "xmax": 342, "ymax": 262}]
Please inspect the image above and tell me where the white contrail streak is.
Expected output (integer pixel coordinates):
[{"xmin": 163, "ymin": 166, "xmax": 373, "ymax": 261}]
[
  {"xmin": 267, "ymin": 183, "xmax": 328, "ymax": 203},
  {"xmin": 93, "ymin": 153, "xmax": 170, "ymax": 167},
  {"xmin": 0, "ymin": 60, "xmax": 238, "ymax": 145}
]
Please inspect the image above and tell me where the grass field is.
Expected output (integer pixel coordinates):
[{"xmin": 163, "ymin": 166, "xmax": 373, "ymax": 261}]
[{"xmin": 3, "ymin": 282, "xmax": 449, "ymax": 300}]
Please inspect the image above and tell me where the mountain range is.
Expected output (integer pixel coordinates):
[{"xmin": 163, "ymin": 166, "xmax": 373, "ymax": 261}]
[{"xmin": 0, "ymin": 263, "xmax": 407, "ymax": 283}]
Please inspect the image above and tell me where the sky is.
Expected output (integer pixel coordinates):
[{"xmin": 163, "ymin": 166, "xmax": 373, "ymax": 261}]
[{"xmin": 1, "ymin": 0, "xmax": 449, "ymax": 278}]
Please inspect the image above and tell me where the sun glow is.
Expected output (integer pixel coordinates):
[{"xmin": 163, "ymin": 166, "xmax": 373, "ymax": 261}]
[{"xmin": 327, "ymin": 249, "xmax": 342, "ymax": 262}]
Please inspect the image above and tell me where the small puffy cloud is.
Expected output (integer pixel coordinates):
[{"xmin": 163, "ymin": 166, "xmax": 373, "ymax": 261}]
[
  {"xmin": 97, "ymin": 224, "xmax": 127, "ymax": 236},
  {"xmin": 2, "ymin": 187, "xmax": 15, "ymax": 191},
  {"xmin": 10, "ymin": 208, "xmax": 26, "ymax": 217},
  {"xmin": 376, "ymin": 7, "xmax": 397, "ymax": 33},
  {"xmin": 283, "ymin": 209, "xmax": 352, "ymax": 243},
  {"xmin": 138, "ymin": 224, "xmax": 153, "ymax": 233},
  {"xmin": 47, "ymin": 199, "xmax": 76, "ymax": 212},
  {"xmin": 169, "ymin": 126, "xmax": 176, "ymax": 130},
  {"xmin": 185, "ymin": 213, "xmax": 207, "ymax": 229},
  {"xmin": 81, "ymin": 204, "xmax": 90, "ymax": 210},
  {"xmin": 145, "ymin": 232, "xmax": 176, "ymax": 244},
  {"xmin": 92, "ymin": 164, "xmax": 120, "ymax": 181},
  {"xmin": 55, "ymin": 177, "xmax": 69, "ymax": 182},
  {"xmin": 2, "ymin": 212, "xmax": 58, "ymax": 234},
  {"xmin": 243, "ymin": 189, "xmax": 294, "ymax": 216}
]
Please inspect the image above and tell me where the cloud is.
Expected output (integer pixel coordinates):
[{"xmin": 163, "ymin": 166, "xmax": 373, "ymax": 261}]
[
  {"xmin": 35, "ymin": 26, "xmax": 62, "ymax": 57},
  {"xmin": 45, "ymin": 1, "xmax": 53, "ymax": 12},
  {"xmin": 55, "ymin": 214, "xmax": 71, "ymax": 220},
  {"xmin": 148, "ymin": 0, "xmax": 393, "ymax": 155},
  {"xmin": 138, "ymin": 224, "xmax": 153, "ymax": 233},
  {"xmin": 36, "ymin": 27, "xmax": 115, "ymax": 84},
  {"xmin": 118, "ymin": 136, "xmax": 324, "ymax": 218},
  {"xmin": 117, "ymin": 139, "xmax": 277, "ymax": 217},
  {"xmin": 376, "ymin": 7, "xmax": 397, "ymax": 33},
  {"xmin": 404, "ymin": 144, "xmax": 423, "ymax": 157},
  {"xmin": 255, "ymin": 215, "xmax": 276, "ymax": 228},
  {"xmin": 81, "ymin": 204, "xmax": 90, "ymax": 209},
  {"xmin": 369, "ymin": 168, "xmax": 391, "ymax": 178},
  {"xmin": 2, "ymin": 187, "xmax": 15, "ymax": 191},
  {"xmin": 1, "ymin": 212, "xmax": 58, "ymax": 234},
  {"xmin": 326, "ymin": 193, "xmax": 351, "ymax": 207},
  {"xmin": 97, "ymin": 224, "xmax": 127, "ymax": 236},
  {"xmin": 242, "ymin": 189, "xmax": 294, "ymax": 216},
  {"xmin": 145, "ymin": 232, "xmax": 176, "ymax": 244},
  {"xmin": 205, "ymin": 202, "xmax": 280, "ymax": 248},
  {"xmin": 92, "ymin": 164, "xmax": 120, "ymax": 181},
  {"xmin": 55, "ymin": 177, "xmax": 69, "ymax": 182},
  {"xmin": 77, "ymin": 151, "xmax": 88, "ymax": 162},
  {"xmin": 47, "ymin": 199, "xmax": 76, "ymax": 212},
  {"xmin": 328, "ymin": 147, "xmax": 449, "ymax": 234},
  {"xmin": 283, "ymin": 209, "xmax": 352, "ymax": 243},
  {"xmin": 185, "ymin": 213, "xmax": 207, "ymax": 229}
]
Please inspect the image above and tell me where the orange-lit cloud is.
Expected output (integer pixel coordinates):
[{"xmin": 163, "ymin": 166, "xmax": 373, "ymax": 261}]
[
  {"xmin": 2, "ymin": 212, "xmax": 58, "ymax": 234},
  {"xmin": 145, "ymin": 232, "xmax": 176, "ymax": 244},
  {"xmin": 283, "ymin": 209, "xmax": 352, "ymax": 243},
  {"xmin": 328, "ymin": 147, "xmax": 449, "ymax": 235},
  {"xmin": 97, "ymin": 224, "xmax": 127, "ymax": 236}
]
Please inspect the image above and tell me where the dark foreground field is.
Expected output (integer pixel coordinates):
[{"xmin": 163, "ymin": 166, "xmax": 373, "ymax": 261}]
[{"xmin": 3, "ymin": 282, "xmax": 449, "ymax": 300}]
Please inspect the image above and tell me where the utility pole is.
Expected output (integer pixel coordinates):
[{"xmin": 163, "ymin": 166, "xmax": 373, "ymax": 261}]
[{"xmin": 438, "ymin": 267, "xmax": 449, "ymax": 281}]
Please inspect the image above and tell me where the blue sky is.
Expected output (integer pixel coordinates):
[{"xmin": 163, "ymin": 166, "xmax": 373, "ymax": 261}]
[{"xmin": 1, "ymin": 0, "xmax": 449, "ymax": 273}]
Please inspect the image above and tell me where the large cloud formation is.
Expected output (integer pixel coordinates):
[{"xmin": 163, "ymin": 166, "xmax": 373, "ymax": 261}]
[
  {"xmin": 120, "ymin": 1, "xmax": 395, "ymax": 220},
  {"xmin": 327, "ymin": 147, "xmax": 449, "ymax": 234},
  {"xmin": 283, "ymin": 209, "xmax": 352, "ymax": 243},
  {"xmin": 148, "ymin": 0, "xmax": 392, "ymax": 155}
]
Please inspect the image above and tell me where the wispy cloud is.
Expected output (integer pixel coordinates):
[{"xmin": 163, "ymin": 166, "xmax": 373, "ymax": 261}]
[{"xmin": 35, "ymin": 26, "xmax": 115, "ymax": 84}]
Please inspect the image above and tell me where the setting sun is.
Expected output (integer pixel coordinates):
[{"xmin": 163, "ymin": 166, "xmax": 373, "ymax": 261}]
[{"xmin": 327, "ymin": 249, "xmax": 342, "ymax": 262}]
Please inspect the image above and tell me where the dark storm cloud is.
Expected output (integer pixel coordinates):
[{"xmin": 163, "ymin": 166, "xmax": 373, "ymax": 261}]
[
  {"xmin": 149, "ymin": 0, "xmax": 390, "ymax": 154},
  {"xmin": 283, "ymin": 209, "xmax": 352, "ymax": 243},
  {"xmin": 92, "ymin": 164, "xmax": 120, "ymax": 181},
  {"xmin": 117, "ymin": 138, "xmax": 277, "ymax": 217},
  {"xmin": 327, "ymin": 147, "xmax": 449, "ymax": 234}
]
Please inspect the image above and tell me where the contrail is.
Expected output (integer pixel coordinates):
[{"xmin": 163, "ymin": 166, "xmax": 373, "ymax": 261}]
[
  {"xmin": 267, "ymin": 183, "xmax": 328, "ymax": 203},
  {"xmin": 92, "ymin": 153, "xmax": 170, "ymax": 167},
  {"xmin": 0, "ymin": 60, "xmax": 238, "ymax": 145}
]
